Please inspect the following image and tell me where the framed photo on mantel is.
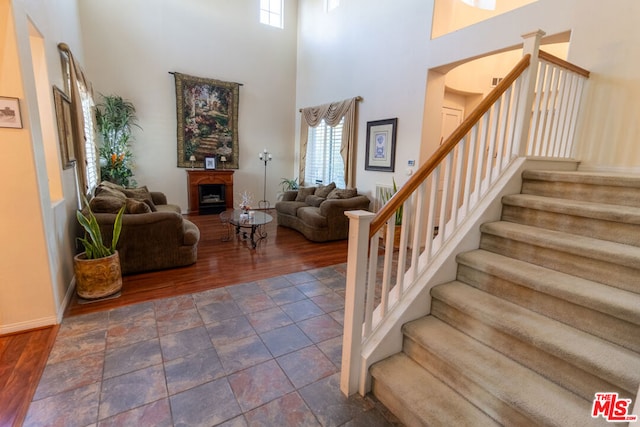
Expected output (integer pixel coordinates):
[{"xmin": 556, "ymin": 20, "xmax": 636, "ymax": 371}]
[
  {"xmin": 365, "ymin": 118, "xmax": 397, "ymax": 172},
  {"xmin": 204, "ymin": 156, "xmax": 217, "ymax": 170}
]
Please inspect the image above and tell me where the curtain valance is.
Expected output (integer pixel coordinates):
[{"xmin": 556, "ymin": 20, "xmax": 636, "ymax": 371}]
[
  {"xmin": 301, "ymin": 96, "xmax": 360, "ymax": 127},
  {"xmin": 299, "ymin": 96, "xmax": 361, "ymax": 188}
]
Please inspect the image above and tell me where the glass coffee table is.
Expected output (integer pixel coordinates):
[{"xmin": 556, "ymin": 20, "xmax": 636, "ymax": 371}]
[{"xmin": 229, "ymin": 210, "xmax": 273, "ymax": 248}]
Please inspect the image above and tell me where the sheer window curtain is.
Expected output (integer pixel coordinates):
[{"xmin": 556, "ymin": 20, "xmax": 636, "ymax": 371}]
[
  {"xmin": 299, "ymin": 96, "xmax": 360, "ymax": 188},
  {"xmin": 57, "ymin": 43, "xmax": 99, "ymax": 197}
]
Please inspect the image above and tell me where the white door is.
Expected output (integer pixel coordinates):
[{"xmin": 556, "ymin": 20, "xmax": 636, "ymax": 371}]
[
  {"xmin": 436, "ymin": 107, "xmax": 464, "ymax": 228},
  {"xmin": 441, "ymin": 107, "xmax": 463, "ymax": 144}
]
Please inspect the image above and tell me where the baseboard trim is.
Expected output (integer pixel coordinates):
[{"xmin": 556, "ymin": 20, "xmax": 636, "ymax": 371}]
[
  {"xmin": 0, "ymin": 316, "xmax": 58, "ymax": 335},
  {"xmin": 57, "ymin": 276, "xmax": 76, "ymax": 323}
]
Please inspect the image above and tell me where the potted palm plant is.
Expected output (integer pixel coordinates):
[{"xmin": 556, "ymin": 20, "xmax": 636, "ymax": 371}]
[
  {"xmin": 95, "ymin": 94, "xmax": 140, "ymax": 187},
  {"xmin": 277, "ymin": 177, "xmax": 299, "ymax": 201},
  {"xmin": 380, "ymin": 178, "xmax": 403, "ymax": 249},
  {"xmin": 73, "ymin": 200, "xmax": 125, "ymax": 299}
]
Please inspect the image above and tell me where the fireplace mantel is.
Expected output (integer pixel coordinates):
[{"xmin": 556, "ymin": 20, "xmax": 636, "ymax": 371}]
[{"xmin": 186, "ymin": 170, "xmax": 234, "ymax": 214}]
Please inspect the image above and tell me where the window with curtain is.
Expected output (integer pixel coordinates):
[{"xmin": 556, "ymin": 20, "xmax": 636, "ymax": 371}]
[
  {"xmin": 305, "ymin": 118, "xmax": 345, "ymax": 188},
  {"xmin": 299, "ymin": 96, "xmax": 359, "ymax": 189},
  {"xmin": 78, "ymin": 84, "xmax": 98, "ymax": 191},
  {"xmin": 58, "ymin": 43, "xmax": 99, "ymax": 196}
]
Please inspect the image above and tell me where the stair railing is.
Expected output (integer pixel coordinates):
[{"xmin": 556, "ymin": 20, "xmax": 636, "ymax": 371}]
[{"xmin": 341, "ymin": 31, "xmax": 590, "ymax": 396}]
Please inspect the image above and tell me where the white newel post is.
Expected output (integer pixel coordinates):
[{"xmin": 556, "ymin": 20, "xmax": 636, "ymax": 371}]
[
  {"xmin": 340, "ymin": 210, "xmax": 376, "ymax": 397},
  {"xmin": 514, "ymin": 29, "xmax": 545, "ymax": 157}
]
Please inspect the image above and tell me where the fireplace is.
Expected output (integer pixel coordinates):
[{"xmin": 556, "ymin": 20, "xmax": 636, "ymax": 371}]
[
  {"xmin": 186, "ymin": 170, "xmax": 234, "ymax": 214},
  {"xmin": 198, "ymin": 184, "xmax": 226, "ymax": 214}
]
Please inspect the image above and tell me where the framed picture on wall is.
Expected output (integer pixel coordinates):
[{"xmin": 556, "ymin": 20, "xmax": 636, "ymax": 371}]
[
  {"xmin": 53, "ymin": 86, "xmax": 75, "ymax": 169},
  {"xmin": 0, "ymin": 96, "xmax": 23, "ymax": 129},
  {"xmin": 365, "ymin": 118, "xmax": 397, "ymax": 172},
  {"xmin": 204, "ymin": 156, "xmax": 217, "ymax": 170}
]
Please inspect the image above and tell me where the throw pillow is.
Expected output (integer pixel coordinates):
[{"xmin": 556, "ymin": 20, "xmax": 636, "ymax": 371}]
[
  {"xmin": 89, "ymin": 196, "xmax": 125, "ymax": 213},
  {"xmin": 98, "ymin": 181, "xmax": 125, "ymax": 191},
  {"xmin": 314, "ymin": 182, "xmax": 336, "ymax": 198},
  {"xmin": 95, "ymin": 185, "xmax": 126, "ymax": 201},
  {"xmin": 295, "ymin": 186, "xmax": 316, "ymax": 202},
  {"xmin": 123, "ymin": 186, "xmax": 158, "ymax": 211},
  {"xmin": 327, "ymin": 188, "xmax": 358, "ymax": 199},
  {"xmin": 305, "ymin": 194, "xmax": 326, "ymax": 207},
  {"xmin": 125, "ymin": 198, "xmax": 152, "ymax": 214}
]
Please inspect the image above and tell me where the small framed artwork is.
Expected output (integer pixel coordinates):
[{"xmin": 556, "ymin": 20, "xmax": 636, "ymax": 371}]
[
  {"xmin": 53, "ymin": 86, "xmax": 75, "ymax": 169},
  {"xmin": 0, "ymin": 96, "xmax": 23, "ymax": 129},
  {"xmin": 204, "ymin": 156, "xmax": 217, "ymax": 170},
  {"xmin": 365, "ymin": 118, "xmax": 397, "ymax": 172}
]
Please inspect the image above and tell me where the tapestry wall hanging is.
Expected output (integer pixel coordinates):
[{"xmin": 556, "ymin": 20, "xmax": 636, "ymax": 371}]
[{"xmin": 173, "ymin": 72, "xmax": 240, "ymax": 168}]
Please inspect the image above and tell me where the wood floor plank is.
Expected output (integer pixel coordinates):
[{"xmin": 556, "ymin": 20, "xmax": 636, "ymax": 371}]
[{"xmin": 0, "ymin": 326, "xmax": 58, "ymax": 427}]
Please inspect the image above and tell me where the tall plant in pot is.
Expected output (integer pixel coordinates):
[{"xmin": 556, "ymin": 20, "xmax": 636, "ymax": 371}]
[
  {"xmin": 74, "ymin": 200, "xmax": 125, "ymax": 299},
  {"xmin": 380, "ymin": 177, "xmax": 403, "ymax": 248},
  {"xmin": 96, "ymin": 94, "xmax": 140, "ymax": 187},
  {"xmin": 277, "ymin": 177, "xmax": 299, "ymax": 201}
]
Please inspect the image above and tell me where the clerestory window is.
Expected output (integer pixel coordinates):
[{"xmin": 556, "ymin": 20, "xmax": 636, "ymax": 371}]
[
  {"xmin": 260, "ymin": 0, "xmax": 284, "ymax": 29},
  {"xmin": 326, "ymin": 0, "xmax": 340, "ymax": 12}
]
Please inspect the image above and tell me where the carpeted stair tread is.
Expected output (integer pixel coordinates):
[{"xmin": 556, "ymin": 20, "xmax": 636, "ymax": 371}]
[
  {"xmin": 456, "ymin": 249, "xmax": 640, "ymax": 326},
  {"xmin": 370, "ymin": 353, "xmax": 501, "ymax": 426},
  {"xmin": 430, "ymin": 282, "xmax": 640, "ymax": 394},
  {"xmin": 480, "ymin": 221, "xmax": 640, "ymax": 269},
  {"xmin": 402, "ymin": 317, "xmax": 610, "ymax": 427},
  {"xmin": 502, "ymin": 193, "xmax": 640, "ymax": 224},
  {"xmin": 521, "ymin": 170, "xmax": 640, "ymax": 207},
  {"xmin": 522, "ymin": 170, "xmax": 640, "ymax": 188}
]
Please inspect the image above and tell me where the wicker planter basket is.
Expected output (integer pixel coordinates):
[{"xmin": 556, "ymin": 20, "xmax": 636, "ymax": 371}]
[{"xmin": 73, "ymin": 251, "xmax": 123, "ymax": 299}]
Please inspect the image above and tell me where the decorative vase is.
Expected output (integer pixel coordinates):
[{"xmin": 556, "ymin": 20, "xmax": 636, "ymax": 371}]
[{"xmin": 73, "ymin": 251, "xmax": 123, "ymax": 299}]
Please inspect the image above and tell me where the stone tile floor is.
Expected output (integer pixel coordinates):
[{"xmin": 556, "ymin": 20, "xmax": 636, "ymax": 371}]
[{"xmin": 25, "ymin": 264, "xmax": 401, "ymax": 426}]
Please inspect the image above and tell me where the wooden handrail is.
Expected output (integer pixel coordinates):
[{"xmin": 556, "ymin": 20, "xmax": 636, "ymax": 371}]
[
  {"xmin": 538, "ymin": 50, "xmax": 590, "ymax": 78},
  {"xmin": 369, "ymin": 54, "xmax": 532, "ymax": 238}
]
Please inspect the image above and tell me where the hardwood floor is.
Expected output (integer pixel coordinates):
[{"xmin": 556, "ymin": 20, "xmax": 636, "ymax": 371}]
[
  {"xmin": 67, "ymin": 210, "xmax": 348, "ymax": 317},
  {"xmin": 0, "ymin": 210, "xmax": 349, "ymax": 426},
  {"xmin": 0, "ymin": 326, "xmax": 58, "ymax": 427}
]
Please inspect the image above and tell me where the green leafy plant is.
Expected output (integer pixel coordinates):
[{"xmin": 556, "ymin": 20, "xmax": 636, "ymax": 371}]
[
  {"xmin": 95, "ymin": 94, "xmax": 140, "ymax": 187},
  {"xmin": 280, "ymin": 177, "xmax": 299, "ymax": 192},
  {"xmin": 76, "ymin": 199, "xmax": 125, "ymax": 259},
  {"xmin": 380, "ymin": 177, "xmax": 402, "ymax": 226}
]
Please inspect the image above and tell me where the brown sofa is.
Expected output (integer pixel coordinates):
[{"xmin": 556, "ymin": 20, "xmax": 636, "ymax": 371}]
[
  {"xmin": 275, "ymin": 183, "xmax": 370, "ymax": 242},
  {"xmin": 87, "ymin": 182, "xmax": 200, "ymax": 275}
]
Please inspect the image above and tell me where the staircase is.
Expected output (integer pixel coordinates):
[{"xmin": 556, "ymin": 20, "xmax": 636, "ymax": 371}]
[{"xmin": 370, "ymin": 170, "xmax": 640, "ymax": 426}]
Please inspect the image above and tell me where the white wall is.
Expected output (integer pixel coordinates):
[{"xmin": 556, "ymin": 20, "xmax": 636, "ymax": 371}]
[
  {"xmin": 299, "ymin": 0, "xmax": 640, "ymax": 183},
  {"xmin": 1, "ymin": 0, "xmax": 83, "ymax": 333},
  {"xmin": 77, "ymin": 0, "xmax": 299, "ymax": 211},
  {"xmin": 296, "ymin": 0, "xmax": 434, "ymax": 199},
  {"xmin": 423, "ymin": 0, "xmax": 640, "ymax": 172}
]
